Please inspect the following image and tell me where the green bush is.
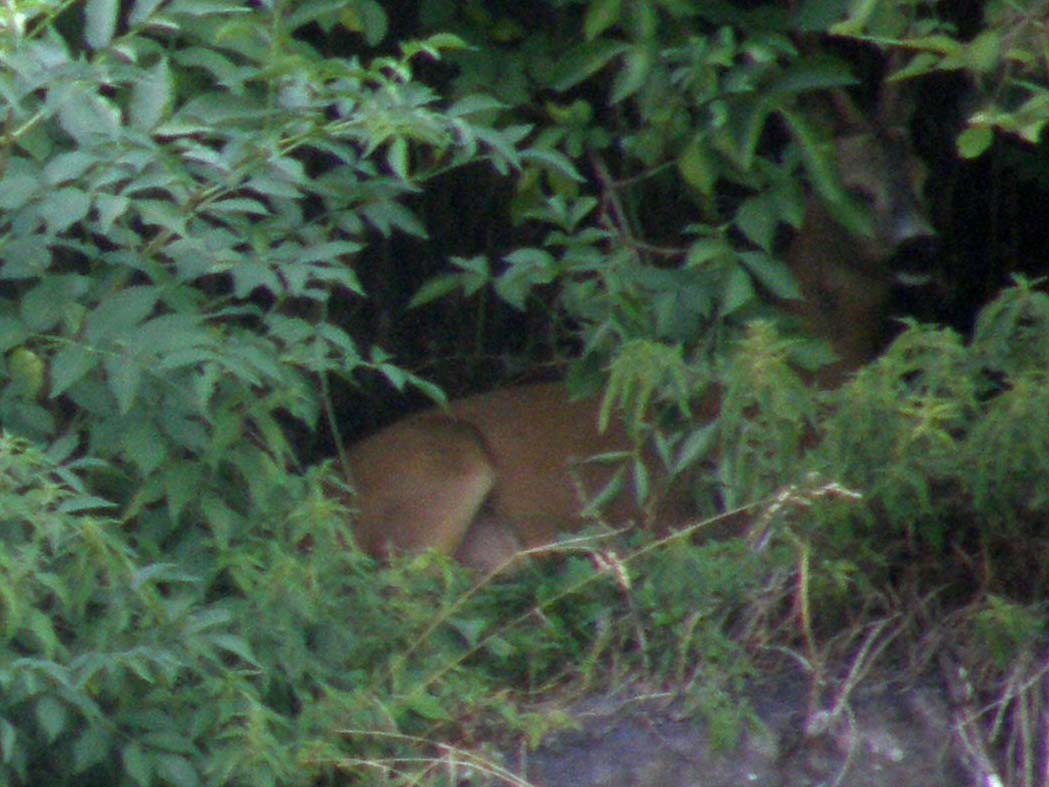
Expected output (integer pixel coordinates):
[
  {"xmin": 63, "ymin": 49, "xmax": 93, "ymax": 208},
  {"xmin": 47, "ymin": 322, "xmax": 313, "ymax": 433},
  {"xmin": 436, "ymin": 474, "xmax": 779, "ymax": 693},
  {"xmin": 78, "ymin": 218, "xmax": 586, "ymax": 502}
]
[
  {"xmin": 0, "ymin": 435, "xmax": 312, "ymax": 785},
  {"xmin": 0, "ymin": 0, "xmax": 543, "ymax": 530},
  {"xmin": 3, "ymin": 0, "xmax": 1049, "ymax": 784},
  {"xmin": 0, "ymin": 2, "xmax": 557, "ymax": 783}
]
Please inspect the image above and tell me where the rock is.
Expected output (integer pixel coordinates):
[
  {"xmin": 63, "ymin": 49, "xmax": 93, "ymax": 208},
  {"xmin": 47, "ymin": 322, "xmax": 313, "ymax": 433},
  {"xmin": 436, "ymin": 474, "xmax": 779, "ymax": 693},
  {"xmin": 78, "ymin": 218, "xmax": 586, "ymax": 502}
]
[{"xmin": 512, "ymin": 672, "xmax": 970, "ymax": 787}]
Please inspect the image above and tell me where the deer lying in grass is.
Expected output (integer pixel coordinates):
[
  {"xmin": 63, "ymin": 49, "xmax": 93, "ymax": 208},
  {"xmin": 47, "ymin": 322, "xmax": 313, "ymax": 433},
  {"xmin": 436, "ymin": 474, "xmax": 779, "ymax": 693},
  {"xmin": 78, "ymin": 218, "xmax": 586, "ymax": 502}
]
[{"xmin": 343, "ymin": 93, "xmax": 935, "ymax": 571}]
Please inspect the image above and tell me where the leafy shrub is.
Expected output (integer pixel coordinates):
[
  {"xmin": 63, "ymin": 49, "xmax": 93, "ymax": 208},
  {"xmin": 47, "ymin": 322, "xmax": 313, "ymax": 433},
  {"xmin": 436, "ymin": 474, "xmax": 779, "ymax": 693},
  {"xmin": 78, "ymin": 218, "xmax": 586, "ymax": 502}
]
[
  {"xmin": 0, "ymin": 433, "xmax": 295, "ymax": 785},
  {"xmin": 785, "ymin": 279, "xmax": 1049, "ymax": 604},
  {"xmin": 0, "ymin": 0, "xmax": 543, "ymax": 535},
  {"xmin": 3, "ymin": 0, "xmax": 1049, "ymax": 784},
  {"xmin": 0, "ymin": 1, "xmax": 558, "ymax": 783}
]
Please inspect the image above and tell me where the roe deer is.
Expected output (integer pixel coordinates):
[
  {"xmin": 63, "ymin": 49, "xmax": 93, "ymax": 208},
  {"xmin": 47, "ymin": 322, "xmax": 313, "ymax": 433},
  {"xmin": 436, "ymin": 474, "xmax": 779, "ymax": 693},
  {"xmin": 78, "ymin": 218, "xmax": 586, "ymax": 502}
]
[
  {"xmin": 343, "ymin": 94, "xmax": 935, "ymax": 571},
  {"xmin": 787, "ymin": 100, "xmax": 934, "ymax": 385}
]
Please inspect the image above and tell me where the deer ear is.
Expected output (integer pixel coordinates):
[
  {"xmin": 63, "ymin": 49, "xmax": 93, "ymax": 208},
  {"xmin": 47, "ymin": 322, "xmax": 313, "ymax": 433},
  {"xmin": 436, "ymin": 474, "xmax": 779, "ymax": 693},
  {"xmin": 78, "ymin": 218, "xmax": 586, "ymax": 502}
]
[{"xmin": 876, "ymin": 51, "xmax": 917, "ymax": 130}]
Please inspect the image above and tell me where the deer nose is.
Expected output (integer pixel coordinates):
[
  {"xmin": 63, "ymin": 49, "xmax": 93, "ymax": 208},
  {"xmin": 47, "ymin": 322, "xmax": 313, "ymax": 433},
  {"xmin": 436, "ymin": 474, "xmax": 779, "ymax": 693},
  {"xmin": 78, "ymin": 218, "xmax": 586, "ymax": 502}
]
[{"xmin": 890, "ymin": 201, "xmax": 936, "ymax": 246}]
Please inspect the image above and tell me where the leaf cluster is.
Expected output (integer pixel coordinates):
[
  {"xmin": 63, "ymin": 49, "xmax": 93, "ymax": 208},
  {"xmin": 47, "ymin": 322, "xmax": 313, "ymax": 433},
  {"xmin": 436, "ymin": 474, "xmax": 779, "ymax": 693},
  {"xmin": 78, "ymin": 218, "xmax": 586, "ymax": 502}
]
[
  {"xmin": 410, "ymin": 0, "xmax": 890, "ymax": 380},
  {"xmin": 0, "ymin": 436, "xmax": 358, "ymax": 786},
  {"xmin": 755, "ymin": 278, "xmax": 1049, "ymax": 607},
  {"xmin": 0, "ymin": 0, "xmax": 544, "ymax": 533}
]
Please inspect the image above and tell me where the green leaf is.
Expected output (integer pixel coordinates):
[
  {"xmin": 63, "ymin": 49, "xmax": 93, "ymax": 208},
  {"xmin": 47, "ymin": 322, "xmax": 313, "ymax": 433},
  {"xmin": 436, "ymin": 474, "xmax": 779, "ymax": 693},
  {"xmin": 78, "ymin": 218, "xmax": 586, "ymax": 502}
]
[
  {"xmin": 581, "ymin": 466, "xmax": 625, "ymax": 516},
  {"xmin": 0, "ymin": 238, "xmax": 51, "ymax": 279},
  {"xmin": 187, "ymin": 606, "xmax": 233, "ymax": 633},
  {"xmin": 165, "ymin": 0, "xmax": 247, "ymax": 16},
  {"xmin": 409, "ymin": 273, "xmax": 465, "ymax": 308},
  {"xmin": 122, "ymin": 741, "xmax": 153, "ymax": 786},
  {"xmin": 73, "ymin": 724, "xmax": 111, "ymax": 773},
  {"xmin": 44, "ymin": 151, "xmax": 97, "ymax": 185},
  {"xmin": 783, "ymin": 108, "xmax": 872, "ymax": 237},
  {"xmin": 138, "ymin": 200, "xmax": 188, "ymax": 235},
  {"xmin": 739, "ymin": 251, "xmax": 801, "ymax": 299},
  {"xmin": 21, "ymin": 276, "xmax": 89, "ymax": 333},
  {"xmin": 27, "ymin": 608, "xmax": 61, "ymax": 657},
  {"xmin": 447, "ymin": 94, "xmax": 506, "ymax": 117},
  {"xmin": 584, "ymin": 0, "xmax": 622, "ymax": 40},
  {"xmin": 105, "ymin": 355, "xmax": 144, "ymax": 414},
  {"xmin": 631, "ymin": 1, "xmax": 658, "ymax": 38},
  {"xmin": 208, "ymin": 633, "xmax": 258, "ymax": 666},
  {"xmin": 56, "ymin": 495, "xmax": 117, "ymax": 513},
  {"xmin": 721, "ymin": 264, "xmax": 755, "ymax": 315},
  {"xmin": 631, "ymin": 454, "xmax": 649, "ymax": 504},
  {"xmin": 549, "ymin": 40, "xmax": 630, "ymax": 91},
  {"xmin": 906, "ymin": 34, "xmax": 963, "ymax": 59},
  {"xmin": 610, "ymin": 47, "xmax": 652, "ymax": 104},
  {"xmin": 155, "ymin": 753, "xmax": 200, "ymax": 787},
  {"xmin": 736, "ymin": 195, "xmax": 779, "ymax": 252},
  {"xmin": 129, "ymin": 0, "xmax": 166, "ymax": 25},
  {"xmin": 767, "ymin": 57, "xmax": 857, "ymax": 97},
  {"xmin": 96, "ymin": 194, "xmax": 131, "ymax": 232},
  {"xmin": 245, "ymin": 172, "xmax": 303, "ymax": 200},
  {"xmin": 41, "ymin": 188, "xmax": 91, "ymax": 233},
  {"xmin": 226, "ymin": 261, "xmax": 278, "ymax": 298},
  {"xmin": 0, "ymin": 172, "xmax": 39, "ymax": 210},
  {"xmin": 795, "ymin": 0, "xmax": 847, "ymax": 32},
  {"xmin": 209, "ymin": 197, "xmax": 269, "ymax": 216},
  {"xmin": 387, "ymin": 136, "xmax": 409, "ymax": 180},
  {"xmin": 293, "ymin": 240, "xmax": 365, "ymax": 264},
  {"xmin": 963, "ymin": 30, "xmax": 1000, "ymax": 73},
  {"xmin": 85, "ymin": 287, "xmax": 160, "ymax": 342},
  {"xmin": 404, "ymin": 690, "xmax": 451, "ymax": 721},
  {"xmin": 361, "ymin": 200, "xmax": 428, "ymax": 238},
  {"xmin": 495, "ymin": 249, "xmax": 557, "ymax": 309},
  {"xmin": 35, "ymin": 696, "xmax": 67, "ymax": 744},
  {"xmin": 417, "ymin": 32, "xmax": 468, "ymax": 52},
  {"xmin": 0, "ymin": 720, "xmax": 16, "ymax": 768},
  {"xmin": 85, "ymin": 0, "xmax": 119, "ymax": 48},
  {"xmin": 828, "ymin": 0, "xmax": 878, "ymax": 36},
  {"xmin": 8, "ymin": 347, "xmax": 46, "ymax": 400},
  {"xmin": 7, "ymin": 401, "xmax": 56, "ymax": 438},
  {"xmin": 0, "ymin": 317, "xmax": 29, "ymax": 351},
  {"xmin": 165, "ymin": 463, "xmax": 204, "ymax": 522},
  {"xmin": 340, "ymin": 0, "xmax": 388, "ymax": 46},
  {"xmin": 160, "ymin": 410, "xmax": 209, "ymax": 452},
  {"xmin": 449, "ymin": 617, "xmax": 488, "ymax": 647},
  {"xmin": 51, "ymin": 348, "xmax": 98, "ymax": 397},
  {"xmin": 172, "ymin": 46, "xmax": 250, "ymax": 91},
  {"xmin": 410, "ymin": 255, "xmax": 490, "ymax": 308},
  {"xmin": 520, "ymin": 146, "xmax": 584, "ymax": 182},
  {"xmin": 131, "ymin": 58, "xmax": 172, "ymax": 131},
  {"xmin": 57, "ymin": 88, "xmax": 121, "ymax": 142},
  {"xmin": 685, "ymin": 237, "xmax": 731, "ymax": 268},
  {"xmin": 131, "ymin": 314, "xmax": 214, "ymax": 357},
  {"xmin": 201, "ymin": 493, "xmax": 241, "ymax": 549},
  {"xmin": 957, "ymin": 126, "xmax": 993, "ymax": 159},
  {"xmin": 130, "ymin": 562, "xmax": 197, "ymax": 591},
  {"xmin": 678, "ymin": 138, "xmax": 717, "ymax": 196},
  {"xmin": 674, "ymin": 421, "xmax": 719, "ymax": 474}
]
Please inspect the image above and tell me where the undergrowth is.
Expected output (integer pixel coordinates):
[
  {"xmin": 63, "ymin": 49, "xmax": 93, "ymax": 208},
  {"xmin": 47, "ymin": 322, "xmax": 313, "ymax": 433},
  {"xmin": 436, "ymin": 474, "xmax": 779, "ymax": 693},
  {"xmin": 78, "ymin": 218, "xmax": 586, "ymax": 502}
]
[
  {"xmin": 7, "ymin": 279, "xmax": 1049, "ymax": 785},
  {"xmin": 2, "ymin": 0, "xmax": 1047, "ymax": 783}
]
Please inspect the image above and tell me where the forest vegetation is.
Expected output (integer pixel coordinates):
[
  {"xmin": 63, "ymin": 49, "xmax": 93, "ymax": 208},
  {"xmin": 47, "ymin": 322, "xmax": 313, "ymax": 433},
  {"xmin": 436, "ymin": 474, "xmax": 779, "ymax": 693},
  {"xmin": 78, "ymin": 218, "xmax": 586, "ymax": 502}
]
[{"xmin": 0, "ymin": 0, "xmax": 1048, "ymax": 784}]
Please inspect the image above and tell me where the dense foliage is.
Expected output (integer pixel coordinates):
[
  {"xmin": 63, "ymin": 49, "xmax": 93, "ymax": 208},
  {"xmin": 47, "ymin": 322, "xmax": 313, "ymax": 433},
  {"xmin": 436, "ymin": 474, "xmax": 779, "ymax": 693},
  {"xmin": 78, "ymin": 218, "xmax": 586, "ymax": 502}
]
[{"xmin": 0, "ymin": 0, "xmax": 1048, "ymax": 784}]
